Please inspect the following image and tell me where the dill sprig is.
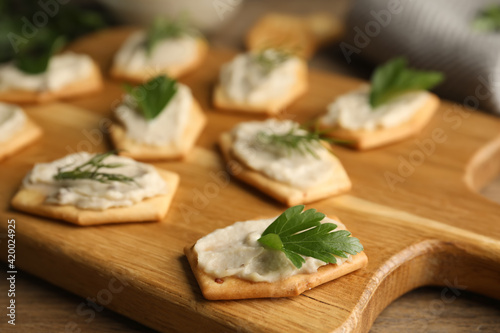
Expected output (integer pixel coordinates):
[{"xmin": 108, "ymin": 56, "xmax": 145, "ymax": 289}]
[
  {"xmin": 53, "ymin": 151, "xmax": 135, "ymax": 184},
  {"xmin": 254, "ymin": 48, "xmax": 292, "ymax": 75},
  {"xmin": 256, "ymin": 124, "xmax": 333, "ymax": 159},
  {"xmin": 256, "ymin": 121, "xmax": 352, "ymax": 158},
  {"xmin": 145, "ymin": 16, "xmax": 197, "ymax": 54}
]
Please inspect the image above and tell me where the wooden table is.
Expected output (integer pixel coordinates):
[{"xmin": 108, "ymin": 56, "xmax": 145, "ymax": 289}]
[{"xmin": 1, "ymin": 0, "xmax": 499, "ymax": 332}]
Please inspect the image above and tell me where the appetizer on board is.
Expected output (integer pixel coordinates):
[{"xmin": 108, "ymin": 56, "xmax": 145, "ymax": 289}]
[
  {"xmin": 109, "ymin": 75, "xmax": 206, "ymax": 161},
  {"xmin": 11, "ymin": 151, "xmax": 179, "ymax": 226},
  {"xmin": 320, "ymin": 57, "xmax": 443, "ymax": 150},
  {"xmin": 0, "ymin": 102, "xmax": 42, "ymax": 161},
  {"xmin": 0, "ymin": 36, "xmax": 102, "ymax": 104},
  {"xmin": 214, "ymin": 48, "xmax": 308, "ymax": 115},
  {"xmin": 185, "ymin": 205, "xmax": 367, "ymax": 300},
  {"xmin": 246, "ymin": 13, "xmax": 345, "ymax": 59},
  {"xmin": 111, "ymin": 17, "xmax": 208, "ymax": 82},
  {"xmin": 219, "ymin": 119, "xmax": 351, "ymax": 206}
]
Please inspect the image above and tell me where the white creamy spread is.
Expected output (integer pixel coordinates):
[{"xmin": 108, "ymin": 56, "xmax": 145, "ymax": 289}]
[
  {"xmin": 0, "ymin": 52, "xmax": 94, "ymax": 92},
  {"xmin": 0, "ymin": 103, "xmax": 26, "ymax": 142},
  {"xmin": 220, "ymin": 50, "xmax": 301, "ymax": 104},
  {"xmin": 113, "ymin": 31, "xmax": 198, "ymax": 73},
  {"xmin": 231, "ymin": 119, "xmax": 335, "ymax": 189},
  {"xmin": 322, "ymin": 85, "xmax": 430, "ymax": 131},
  {"xmin": 115, "ymin": 84, "xmax": 192, "ymax": 146},
  {"xmin": 22, "ymin": 152, "xmax": 167, "ymax": 210},
  {"xmin": 195, "ymin": 217, "xmax": 352, "ymax": 282}
]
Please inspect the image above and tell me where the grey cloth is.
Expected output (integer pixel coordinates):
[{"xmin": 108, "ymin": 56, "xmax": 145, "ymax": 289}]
[{"xmin": 342, "ymin": 0, "xmax": 500, "ymax": 115}]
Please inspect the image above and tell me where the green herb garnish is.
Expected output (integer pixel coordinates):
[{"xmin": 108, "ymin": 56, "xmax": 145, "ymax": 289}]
[
  {"xmin": 256, "ymin": 123, "xmax": 344, "ymax": 159},
  {"xmin": 254, "ymin": 48, "xmax": 291, "ymax": 75},
  {"xmin": 369, "ymin": 57, "xmax": 444, "ymax": 108},
  {"xmin": 124, "ymin": 75, "xmax": 178, "ymax": 120},
  {"xmin": 258, "ymin": 205, "xmax": 363, "ymax": 269},
  {"xmin": 53, "ymin": 151, "xmax": 135, "ymax": 184},
  {"xmin": 473, "ymin": 5, "xmax": 500, "ymax": 32},
  {"xmin": 0, "ymin": 1, "xmax": 109, "ymax": 64},
  {"xmin": 15, "ymin": 33, "xmax": 66, "ymax": 74},
  {"xmin": 145, "ymin": 16, "xmax": 195, "ymax": 54}
]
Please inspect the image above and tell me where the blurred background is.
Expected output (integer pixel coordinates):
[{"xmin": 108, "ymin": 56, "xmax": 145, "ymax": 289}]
[
  {"xmin": 3, "ymin": 0, "xmax": 500, "ymax": 114},
  {"xmin": 1, "ymin": 0, "xmax": 500, "ymax": 332}
]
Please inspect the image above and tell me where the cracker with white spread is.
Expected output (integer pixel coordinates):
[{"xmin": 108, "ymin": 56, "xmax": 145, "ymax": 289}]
[
  {"xmin": 219, "ymin": 119, "xmax": 351, "ymax": 206},
  {"xmin": 185, "ymin": 206, "xmax": 367, "ymax": 300},
  {"xmin": 0, "ymin": 53, "xmax": 103, "ymax": 104},
  {"xmin": 110, "ymin": 19, "xmax": 207, "ymax": 82},
  {"xmin": 110, "ymin": 75, "xmax": 206, "ymax": 161},
  {"xmin": 320, "ymin": 58, "xmax": 443, "ymax": 150},
  {"xmin": 11, "ymin": 152, "xmax": 179, "ymax": 226},
  {"xmin": 0, "ymin": 103, "xmax": 42, "ymax": 161},
  {"xmin": 214, "ymin": 49, "xmax": 308, "ymax": 115}
]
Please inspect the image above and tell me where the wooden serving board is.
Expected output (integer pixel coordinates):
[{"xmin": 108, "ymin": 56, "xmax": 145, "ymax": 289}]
[{"xmin": 1, "ymin": 28, "xmax": 500, "ymax": 332}]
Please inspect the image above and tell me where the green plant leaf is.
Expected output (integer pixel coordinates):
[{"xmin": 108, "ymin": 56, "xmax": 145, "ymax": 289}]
[
  {"xmin": 473, "ymin": 4, "xmax": 500, "ymax": 32},
  {"xmin": 0, "ymin": 0, "xmax": 110, "ymax": 64},
  {"xmin": 258, "ymin": 206, "xmax": 364, "ymax": 269},
  {"xmin": 369, "ymin": 57, "xmax": 444, "ymax": 108},
  {"xmin": 124, "ymin": 75, "xmax": 178, "ymax": 120},
  {"xmin": 15, "ymin": 33, "xmax": 66, "ymax": 74},
  {"xmin": 257, "ymin": 233, "xmax": 283, "ymax": 251}
]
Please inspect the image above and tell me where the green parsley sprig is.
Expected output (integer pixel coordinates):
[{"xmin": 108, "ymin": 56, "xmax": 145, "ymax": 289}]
[
  {"xmin": 145, "ymin": 16, "xmax": 197, "ymax": 55},
  {"xmin": 53, "ymin": 151, "xmax": 135, "ymax": 184},
  {"xmin": 258, "ymin": 205, "xmax": 364, "ymax": 269},
  {"xmin": 369, "ymin": 57, "xmax": 444, "ymax": 108},
  {"xmin": 0, "ymin": 0, "xmax": 109, "ymax": 64},
  {"xmin": 124, "ymin": 75, "xmax": 178, "ymax": 120},
  {"xmin": 15, "ymin": 32, "xmax": 66, "ymax": 74},
  {"xmin": 473, "ymin": 4, "xmax": 500, "ymax": 32}
]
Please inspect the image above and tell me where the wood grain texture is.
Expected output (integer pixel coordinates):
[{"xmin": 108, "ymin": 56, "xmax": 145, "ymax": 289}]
[
  {"xmin": 0, "ymin": 27, "xmax": 500, "ymax": 333},
  {"xmin": 0, "ymin": 270, "xmax": 498, "ymax": 333}
]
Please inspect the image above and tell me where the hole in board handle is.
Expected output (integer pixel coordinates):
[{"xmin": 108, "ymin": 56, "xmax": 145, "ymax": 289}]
[{"xmin": 465, "ymin": 135, "xmax": 500, "ymax": 204}]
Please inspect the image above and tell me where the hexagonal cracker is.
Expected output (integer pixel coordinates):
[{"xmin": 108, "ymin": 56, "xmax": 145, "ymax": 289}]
[{"xmin": 11, "ymin": 169, "xmax": 179, "ymax": 226}]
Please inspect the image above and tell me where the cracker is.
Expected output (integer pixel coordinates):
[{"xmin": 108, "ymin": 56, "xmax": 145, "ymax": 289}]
[
  {"xmin": 219, "ymin": 132, "xmax": 351, "ymax": 206},
  {"xmin": 0, "ymin": 61, "xmax": 103, "ymax": 104},
  {"xmin": 0, "ymin": 118, "xmax": 42, "ymax": 162},
  {"xmin": 110, "ymin": 39, "xmax": 208, "ymax": 83},
  {"xmin": 11, "ymin": 169, "xmax": 179, "ymax": 226},
  {"xmin": 321, "ymin": 93, "xmax": 440, "ymax": 150},
  {"xmin": 246, "ymin": 13, "xmax": 344, "ymax": 59},
  {"xmin": 109, "ymin": 100, "xmax": 206, "ymax": 161},
  {"xmin": 213, "ymin": 61, "xmax": 308, "ymax": 116},
  {"xmin": 305, "ymin": 14, "xmax": 345, "ymax": 48},
  {"xmin": 184, "ymin": 218, "xmax": 367, "ymax": 300}
]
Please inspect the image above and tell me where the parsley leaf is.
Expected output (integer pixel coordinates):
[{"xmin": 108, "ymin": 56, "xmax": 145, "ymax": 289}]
[
  {"xmin": 369, "ymin": 57, "xmax": 444, "ymax": 108},
  {"xmin": 124, "ymin": 75, "xmax": 178, "ymax": 120},
  {"xmin": 0, "ymin": 17, "xmax": 17, "ymax": 63},
  {"xmin": 0, "ymin": 1, "xmax": 109, "ymax": 65},
  {"xmin": 258, "ymin": 205, "xmax": 364, "ymax": 269},
  {"xmin": 145, "ymin": 16, "xmax": 196, "ymax": 55},
  {"xmin": 473, "ymin": 4, "xmax": 500, "ymax": 32},
  {"xmin": 15, "ymin": 33, "xmax": 66, "ymax": 74}
]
